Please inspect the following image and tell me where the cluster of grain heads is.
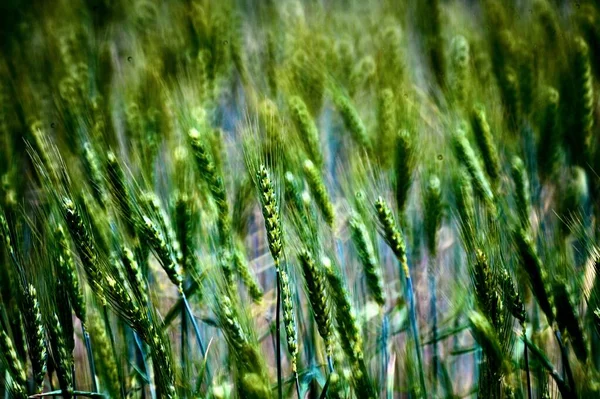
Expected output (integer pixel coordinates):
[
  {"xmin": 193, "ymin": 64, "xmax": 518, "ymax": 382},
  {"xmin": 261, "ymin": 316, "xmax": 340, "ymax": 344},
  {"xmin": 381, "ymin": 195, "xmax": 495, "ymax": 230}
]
[
  {"xmin": 62, "ymin": 196, "xmax": 179, "ymax": 397},
  {"xmin": 2, "ymin": 0, "xmax": 600, "ymax": 397}
]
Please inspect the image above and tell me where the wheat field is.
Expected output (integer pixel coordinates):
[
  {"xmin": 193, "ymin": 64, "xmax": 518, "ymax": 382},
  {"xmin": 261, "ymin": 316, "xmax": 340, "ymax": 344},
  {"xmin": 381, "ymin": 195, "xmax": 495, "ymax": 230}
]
[{"xmin": 0, "ymin": 0, "xmax": 599, "ymax": 398}]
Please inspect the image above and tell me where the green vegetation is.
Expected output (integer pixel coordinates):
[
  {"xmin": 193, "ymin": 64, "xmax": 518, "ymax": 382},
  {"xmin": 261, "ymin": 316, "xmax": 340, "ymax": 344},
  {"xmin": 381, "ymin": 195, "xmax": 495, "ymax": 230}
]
[{"xmin": 1, "ymin": 0, "xmax": 600, "ymax": 398}]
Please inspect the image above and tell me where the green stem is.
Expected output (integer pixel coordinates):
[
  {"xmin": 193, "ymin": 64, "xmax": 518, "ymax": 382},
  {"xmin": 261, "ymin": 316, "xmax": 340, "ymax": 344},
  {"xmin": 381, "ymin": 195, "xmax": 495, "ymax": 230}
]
[
  {"xmin": 81, "ymin": 325, "xmax": 98, "ymax": 393},
  {"xmin": 406, "ymin": 276, "xmax": 427, "ymax": 398},
  {"xmin": 276, "ymin": 268, "xmax": 282, "ymax": 399}
]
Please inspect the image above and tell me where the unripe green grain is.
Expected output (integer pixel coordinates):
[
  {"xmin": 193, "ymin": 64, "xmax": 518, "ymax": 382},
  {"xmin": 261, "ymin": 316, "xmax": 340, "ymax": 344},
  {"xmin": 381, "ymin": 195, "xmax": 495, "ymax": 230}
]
[
  {"xmin": 23, "ymin": 284, "xmax": 47, "ymax": 392},
  {"xmin": 55, "ymin": 225, "xmax": 86, "ymax": 324},
  {"xmin": 62, "ymin": 198, "xmax": 105, "ymax": 300},
  {"xmin": 349, "ymin": 55, "xmax": 376, "ymax": 95},
  {"xmin": 333, "ymin": 93, "xmax": 371, "ymax": 150},
  {"xmin": 456, "ymin": 168, "xmax": 476, "ymax": 250},
  {"xmin": 283, "ymin": 171, "xmax": 304, "ymax": 216},
  {"xmin": 140, "ymin": 215, "xmax": 183, "ymax": 289},
  {"xmin": 322, "ymin": 256, "xmax": 363, "ymax": 364},
  {"xmin": 106, "ymin": 152, "xmax": 136, "ymax": 237},
  {"xmin": 280, "ymin": 269, "xmax": 298, "ymax": 373},
  {"xmin": 233, "ymin": 243, "xmax": 263, "ymax": 302},
  {"xmin": 298, "ymin": 249, "xmax": 332, "ymax": 355},
  {"xmin": 323, "ymin": 256, "xmax": 376, "ymax": 398},
  {"xmin": 570, "ymin": 36, "xmax": 594, "ymax": 166},
  {"xmin": 142, "ymin": 192, "xmax": 183, "ymax": 266},
  {"xmin": 256, "ymin": 165, "xmax": 283, "ymax": 266},
  {"xmin": 537, "ymin": 87, "xmax": 560, "ymax": 181},
  {"xmin": 472, "ymin": 250, "xmax": 502, "ymax": 327},
  {"xmin": 0, "ymin": 330, "xmax": 27, "ymax": 388},
  {"xmin": 349, "ymin": 215, "xmax": 385, "ymax": 306},
  {"xmin": 303, "ymin": 159, "xmax": 334, "ymax": 226},
  {"xmin": 87, "ymin": 312, "xmax": 120, "ymax": 397},
  {"xmin": 468, "ymin": 311, "xmax": 506, "ymax": 372},
  {"xmin": 289, "ymin": 96, "xmax": 322, "ymax": 168},
  {"xmin": 376, "ymin": 88, "xmax": 396, "ymax": 168},
  {"xmin": 188, "ymin": 127, "xmax": 230, "ymax": 246},
  {"xmin": 452, "ymin": 129, "xmax": 495, "ymax": 209},
  {"xmin": 510, "ymin": 157, "xmax": 531, "ymax": 230},
  {"xmin": 82, "ymin": 142, "xmax": 107, "ymax": 208},
  {"xmin": 471, "ymin": 106, "xmax": 501, "ymax": 188},
  {"xmin": 514, "ymin": 229, "xmax": 553, "ymax": 323},
  {"xmin": 500, "ymin": 268, "xmax": 526, "ymax": 324},
  {"xmin": 553, "ymin": 279, "xmax": 587, "ymax": 362},
  {"xmin": 121, "ymin": 245, "xmax": 148, "ymax": 304},
  {"xmin": 502, "ymin": 67, "xmax": 520, "ymax": 129},
  {"xmin": 48, "ymin": 313, "xmax": 73, "ymax": 398},
  {"xmin": 175, "ymin": 192, "xmax": 196, "ymax": 271},
  {"xmin": 374, "ymin": 197, "xmax": 409, "ymax": 278},
  {"xmin": 560, "ymin": 166, "xmax": 588, "ymax": 235},
  {"xmin": 424, "ymin": 175, "xmax": 443, "ymax": 257},
  {"xmin": 395, "ymin": 129, "xmax": 415, "ymax": 213},
  {"xmin": 450, "ymin": 35, "xmax": 470, "ymax": 105}
]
